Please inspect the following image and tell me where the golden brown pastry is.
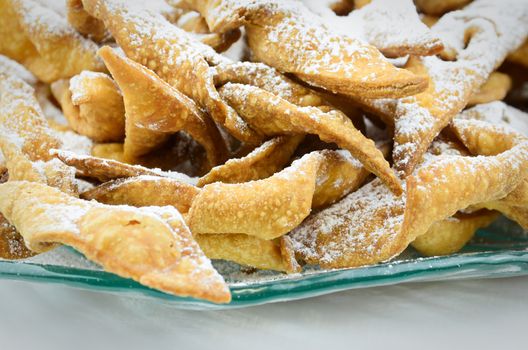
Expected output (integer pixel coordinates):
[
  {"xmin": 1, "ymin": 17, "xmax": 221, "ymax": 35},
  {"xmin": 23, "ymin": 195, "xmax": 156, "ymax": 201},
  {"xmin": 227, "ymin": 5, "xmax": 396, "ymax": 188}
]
[
  {"xmin": 184, "ymin": 0, "xmax": 428, "ymax": 99},
  {"xmin": 51, "ymin": 72, "xmax": 126, "ymax": 143},
  {"xmin": 82, "ymin": 0, "xmax": 261, "ymax": 144},
  {"xmin": 198, "ymin": 136, "xmax": 303, "ymax": 186},
  {"xmin": 412, "ymin": 210, "xmax": 499, "ymax": 256},
  {"xmin": 304, "ymin": 0, "xmax": 444, "ymax": 58},
  {"xmin": 0, "ymin": 180, "xmax": 231, "ymax": 303},
  {"xmin": 0, "ymin": 0, "xmax": 104, "ymax": 83},
  {"xmin": 468, "ymin": 72, "xmax": 512, "ymax": 106},
  {"xmin": 360, "ymin": 0, "xmax": 528, "ymax": 176},
  {"xmin": 219, "ymin": 83, "xmax": 402, "ymax": 194},
  {"xmin": 290, "ymin": 131, "xmax": 528, "ymax": 268},
  {"xmin": 66, "ymin": 0, "xmax": 109, "ymax": 42},
  {"xmin": 414, "ymin": 0, "xmax": 472, "ymax": 16},
  {"xmin": 98, "ymin": 46, "xmax": 227, "ymax": 170},
  {"xmin": 0, "ymin": 73, "xmax": 77, "ymax": 194}
]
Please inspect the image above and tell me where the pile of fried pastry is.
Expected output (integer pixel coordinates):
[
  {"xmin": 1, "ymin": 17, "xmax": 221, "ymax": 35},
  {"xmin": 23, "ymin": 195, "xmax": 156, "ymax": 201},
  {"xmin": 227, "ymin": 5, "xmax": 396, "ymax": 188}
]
[{"xmin": 0, "ymin": 0, "xmax": 527, "ymax": 303}]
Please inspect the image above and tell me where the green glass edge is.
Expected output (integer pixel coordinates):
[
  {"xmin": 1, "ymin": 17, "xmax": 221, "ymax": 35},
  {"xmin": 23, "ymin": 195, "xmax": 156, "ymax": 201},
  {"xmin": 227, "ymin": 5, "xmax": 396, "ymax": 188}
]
[{"xmin": 0, "ymin": 248, "xmax": 527, "ymax": 310}]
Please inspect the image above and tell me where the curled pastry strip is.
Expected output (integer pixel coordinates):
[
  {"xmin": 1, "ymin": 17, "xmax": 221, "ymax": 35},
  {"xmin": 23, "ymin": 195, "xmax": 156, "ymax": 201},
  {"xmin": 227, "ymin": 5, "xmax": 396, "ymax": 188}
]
[
  {"xmin": 451, "ymin": 114, "xmax": 528, "ymax": 229},
  {"xmin": 0, "ymin": 0, "xmax": 104, "ymax": 83},
  {"xmin": 0, "ymin": 73, "xmax": 77, "ymax": 194},
  {"xmin": 404, "ymin": 145, "xmax": 528, "ymax": 242},
  {"xmin": 456, "ymin": 101, "xmax": 528, "ymax": 137},
  {"xmin": 51, "ymin": 71, "xmax": 126, "ymax": 143},
  {"xmin": 70, "ymin": 142, "xmax": 376, "ymax": 239},
  {"xmin": 0, "ymin": 181, "xmax": 231, "ymax": 303},
  {"xmin": 67, "ymin": 0, "xmax": 109, "ymax": 42},
  {"xmin": 82, "ymin": 175, "xmax": 199, "ymax": 214},
  {"xmin": 198, "ymin": 135, "xmax": 304, "ymax": 186},
  {"xmin": 361, "ymin": 0, "xmax": 528, "ymax": 176},
  {"xmin": 219, "ymin": 83, "xmax": 402, "ymax": 194},
  {"xmin": 467, "ymin": 72, "xmax": 512, "ymax": 106},
  {"xmin": 81, "ymin": 175, "xmax": 300, "ymax": 272},
  {"xmin": 290, "ymin": 134, "xmax": 528, "ymax": 268},
  {"xmin": 0, "ymin": 72, "xmax": 80, "ymax": 257},
  {"xmin": 185, "ymin": 0, "xmax": 427, "ymax": 99},
  {"xmin": 195, "ymin": 234, "xmax": 300, "ymax": 273},
  {"xmin": 52, "ymin": 149, "xmax": 197, "ymax": 184},
  {"xmin": 212, "ymin": 62, "xmax": 330, "ymax": 108},
  {"xmin": 82, "ymin": 0, "xmax": 261, "ymax": 144},
  {"xmin": 98, "ymin": 46, "xmax": 227, "ymax": 170},
  {"xmin": 411, "ymin": 210, "xmax": 500, "ymax": 257},
  {"xmin": 188, "ymin": 152, "xmax": 322, "ymax": 239},
  {"xmin": 304, "ymin": 0, "xmax": 444, "ymax": 58},
  {"xmin": 190, "ymin": 147, "xmax": 381, "ymax": 237}
]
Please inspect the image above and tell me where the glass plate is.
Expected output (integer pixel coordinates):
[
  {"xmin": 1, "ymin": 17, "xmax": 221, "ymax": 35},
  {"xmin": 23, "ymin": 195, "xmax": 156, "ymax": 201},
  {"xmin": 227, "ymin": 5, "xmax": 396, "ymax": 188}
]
[{"xmin": 0, "ymin": 217, "xmax": 527, "ymax": 310}]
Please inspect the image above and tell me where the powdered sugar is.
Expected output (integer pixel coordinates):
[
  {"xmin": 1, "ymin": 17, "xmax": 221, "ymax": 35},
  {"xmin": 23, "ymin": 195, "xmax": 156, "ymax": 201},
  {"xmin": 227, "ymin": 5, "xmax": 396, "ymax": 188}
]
[
  {"xmin": 290, "ymin": 178, "xmax": 406, "ymax": 265},
  {"xmin": 303, "ymin": 0, "xmax": 442, "ymax": 57},
  {"xmin": 367, "ymin": 0, "xmax": 528, "ymax": 173},
  {"xmin": 53, "ymin": 130, "xmax": 93, "ymax": 155},
  {"xmin": 0, "ymin": 55, "xmax": 37, "ymax": 86},
  {"xmin": 459, "ymin": 101, "xmax": 528, "ymax": 137},
  {"xmin": 69, "ymin": 71, "xmax": 121, "ymax": 104}
]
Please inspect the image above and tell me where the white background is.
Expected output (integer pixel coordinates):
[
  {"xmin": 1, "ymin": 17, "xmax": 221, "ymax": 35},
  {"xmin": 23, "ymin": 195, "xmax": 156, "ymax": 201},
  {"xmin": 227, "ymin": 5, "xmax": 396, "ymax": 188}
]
[{"xmin": 0, "ymin": 276, "xmax": 527, "ymax": 349}]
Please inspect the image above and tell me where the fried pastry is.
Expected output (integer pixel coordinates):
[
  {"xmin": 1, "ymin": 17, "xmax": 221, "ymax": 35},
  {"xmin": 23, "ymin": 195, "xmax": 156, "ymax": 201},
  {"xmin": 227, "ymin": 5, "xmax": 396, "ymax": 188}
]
[
  {"xmin": 53, "ymin": 149, "xmax": 196, "ymax": 184},
  {"xmin": 508, "ymin": 39, "xmax": 528, "ymax": 68},
  {"xmin": 290, "ymin": 132, "xmax": 528, "ymax": 267},
  {"xmin": 361, "ymin": 0, "xmax": 528, "ymax": 175},
  {"xmin": 212, "ymin": 61, "xmax": 330, "ymax": 108},
  {"xmin": 411, "ymin": 210, "xmax": 500, "ymax": 257},
  {"xmin": 468, "ymin": 72, "xmax": 512, "ymax": 106},
  {"xmin": 0, "ymin": 54, "xmax": 37, "ymax": 86},
  {"xmin": 456, "ymin": 101, "xmax": 528, "ymax": 136},
  {"xmin": 81, "ymin": 175, "xmax": 199, "ymax": 214},
  {"xmin": 186, "ymin": 0, "xmax": 428, "ymax": 99},
  {"xmin": 219, "ymin": 83, "xmax": 402, "ymax": 194},
  {"xmin": 304, "ymin": 0, "xmax": 444, "ymax": 58},
  {"xmin": 98, "ymin": 46, "xmax": 227, "ymax": 169},
  {"xmin": 451, "ymin": 114, "xmax": 528, "ymax": 229},
  {"xmin": 66, "ymin": 0, "xmax": 109, "ymax": 43},
  {"xmin": 188, "ymin": 152, "xmax": 322, "ymax": 239},
  {"xmin": 81, "ymin": 0, "xmax": 261, "ymax": 144},
  {"xmin": 0, "ymin": 180, "xmax": 231, "ymax": 303},
  {"xmin": 1, "ymin": 0, "xmax": 527, "ymax": 304},
  {"xmin": 414, "ymin": 0, "xmax": 472, "ymax": 16},
  {"xmin": 0, "ymin": 0, "xmax": 104, "ymax": 83},
  {"xmin": 51, "ymin": 72, "xmax": 126, "ymax": 143},
  {"xmin": 0, "ymin": 73, "xmax": 78, "ymax": 195},
  {"xmin": 198, "ymin": 135, "xmax": 303, "ymax": 186},
  {"xmin": 196, "ymin": 234, "xmax": 300, "ymax": 273}
]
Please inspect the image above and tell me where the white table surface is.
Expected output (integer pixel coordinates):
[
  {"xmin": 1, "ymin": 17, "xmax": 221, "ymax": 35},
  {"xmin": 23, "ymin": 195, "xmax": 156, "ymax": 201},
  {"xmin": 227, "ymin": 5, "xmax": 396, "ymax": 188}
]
[{"xmin": 0, "ymin": 276, "xmax": 526, "ymax": 349}]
